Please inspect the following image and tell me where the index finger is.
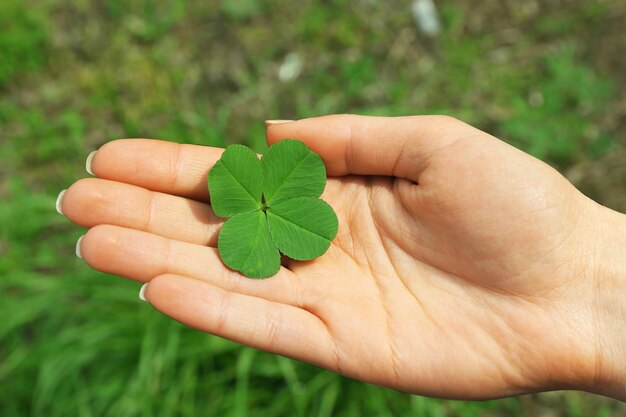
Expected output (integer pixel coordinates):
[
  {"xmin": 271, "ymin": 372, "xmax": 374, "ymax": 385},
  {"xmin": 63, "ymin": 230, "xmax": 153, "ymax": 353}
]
[{"xmin": 90, "ymin": 139, "xmax": 224, "ymax": 201}]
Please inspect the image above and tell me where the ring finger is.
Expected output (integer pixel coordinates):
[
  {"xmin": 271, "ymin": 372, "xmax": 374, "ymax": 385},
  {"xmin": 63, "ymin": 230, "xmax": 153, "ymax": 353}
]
[{"xmin": 79, "ymin": 224, "xmax": 308, "ymax": 308}]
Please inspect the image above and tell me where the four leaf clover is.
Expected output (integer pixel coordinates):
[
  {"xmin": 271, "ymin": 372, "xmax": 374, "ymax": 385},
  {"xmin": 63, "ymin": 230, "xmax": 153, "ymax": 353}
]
[{"xmin": 208, "ymin": 140, "xmax": 338, "ymax": 278}]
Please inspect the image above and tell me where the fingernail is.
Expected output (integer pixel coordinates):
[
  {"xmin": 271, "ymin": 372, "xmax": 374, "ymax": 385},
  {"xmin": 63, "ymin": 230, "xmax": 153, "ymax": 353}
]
[
  {"xmin": 75, "ymin": 235, "xmax": 84, "ymax": 258},
  {"xmin": 265, "ymin": 119, "xmax": 294, "ymax": 127},
  {"xmin": 139, "ymin": 283, "xmax": 149, "ymax": 302},
  {"xmin": 86, "ymin": 151, "xmax": 97, "ymax": 175},
  {"xmin": 56, "ymin": 189, "xmax": 67, "ymax": 215}
]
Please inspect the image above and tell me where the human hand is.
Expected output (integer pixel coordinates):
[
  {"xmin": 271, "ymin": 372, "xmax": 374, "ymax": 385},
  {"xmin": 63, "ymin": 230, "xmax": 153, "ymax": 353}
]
[{"xmin": 58, "ymin": 115, "xmax": 626, "ymax": 400}]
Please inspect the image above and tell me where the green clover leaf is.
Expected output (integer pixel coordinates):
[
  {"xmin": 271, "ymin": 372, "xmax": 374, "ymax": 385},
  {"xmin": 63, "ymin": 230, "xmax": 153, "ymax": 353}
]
[{"xmin": 208, "ymin": 140, "xmax": 339, "ymax": 278}]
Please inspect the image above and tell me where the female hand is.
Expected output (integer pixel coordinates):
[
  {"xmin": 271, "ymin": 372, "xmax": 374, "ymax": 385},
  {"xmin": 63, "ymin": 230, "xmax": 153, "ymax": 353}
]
[{"xmin": 58, "ymin": 115, "xmax": 626, "ymax": 400}]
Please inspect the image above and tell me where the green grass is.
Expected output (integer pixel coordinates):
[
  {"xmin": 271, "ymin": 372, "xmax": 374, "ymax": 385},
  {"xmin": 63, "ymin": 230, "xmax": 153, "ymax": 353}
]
[{"xmin": 1, "ymin": 0, "xmax": 625, "ymax": 416}]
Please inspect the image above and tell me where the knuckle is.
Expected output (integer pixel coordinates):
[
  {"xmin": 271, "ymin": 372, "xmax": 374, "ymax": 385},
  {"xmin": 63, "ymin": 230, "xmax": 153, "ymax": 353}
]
[
  {"xmin": 166, "ymin": 144, "xmax": 183, "ymax": 190},
  {"xmin": 213, "ymin": 292, "xmax": 232, "ymax": 334},
  {"xmin": 264, "ymin": 308, "xmax": 282, "ymax": 346},
  {"xmin": 140, "ymin": 191, "xmax": 156, "ymax": 231}
]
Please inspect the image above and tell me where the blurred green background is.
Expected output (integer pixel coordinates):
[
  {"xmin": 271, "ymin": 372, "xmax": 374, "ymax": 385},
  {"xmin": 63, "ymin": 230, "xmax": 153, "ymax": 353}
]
[{"xmin": 1, "ymin": 0, "xmax": 625, "ymax": 416}]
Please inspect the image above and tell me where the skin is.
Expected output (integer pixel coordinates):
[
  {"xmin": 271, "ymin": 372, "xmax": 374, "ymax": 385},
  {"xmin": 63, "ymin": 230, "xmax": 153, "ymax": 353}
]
[{"xmin": 59, "ymin": 115, "xmax": 626, "ymax": 400}]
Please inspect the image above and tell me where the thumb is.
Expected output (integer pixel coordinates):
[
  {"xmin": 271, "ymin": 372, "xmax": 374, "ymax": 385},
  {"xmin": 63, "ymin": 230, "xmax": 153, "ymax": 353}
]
[{"xmin": 265, "ymin": 114, "xmax": 480, "ymax": 181}]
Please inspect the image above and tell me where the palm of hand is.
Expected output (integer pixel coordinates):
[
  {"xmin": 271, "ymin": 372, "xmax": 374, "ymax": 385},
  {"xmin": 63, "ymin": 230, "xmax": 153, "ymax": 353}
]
[
  {"xmin": 62, "ymin": 115, "xmax": 598, "ymax": 399},
  {"xmin": 296, "ymin": 135, "xmax": 592, "ymax": 398}
]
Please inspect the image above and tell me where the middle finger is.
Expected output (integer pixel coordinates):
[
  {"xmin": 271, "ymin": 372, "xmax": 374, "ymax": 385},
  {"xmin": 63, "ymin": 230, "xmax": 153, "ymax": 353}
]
[{"xmin": 62, "ymin": 178, "xmax": 222, "ymax": 246}]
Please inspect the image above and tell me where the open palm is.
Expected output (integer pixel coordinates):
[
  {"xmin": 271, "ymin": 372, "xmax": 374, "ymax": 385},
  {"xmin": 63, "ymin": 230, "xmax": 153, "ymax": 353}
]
[{"xmin": 61, "ymin": 115, "xmax": 603, "ymax": 399}]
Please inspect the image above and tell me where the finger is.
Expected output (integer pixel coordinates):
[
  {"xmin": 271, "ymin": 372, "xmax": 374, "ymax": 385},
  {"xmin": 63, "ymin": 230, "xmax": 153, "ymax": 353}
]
[
  {"xmin": 80, "ymin": 224, "xmax": 308, "ymax": 308},
  {"xmin": 63, "ymin": 178, "xmax": 222, "ymax": 246},
  {"xmin": 266, "ymin": 114, "xmax": 483, "ymax": 181},
  {"xmin": 90, "ymin": 139, "xmax": 225, "ymax": 201},
  {"xmin": 144, "ymin": 274, "xmax": 334, "ymax": 369}
]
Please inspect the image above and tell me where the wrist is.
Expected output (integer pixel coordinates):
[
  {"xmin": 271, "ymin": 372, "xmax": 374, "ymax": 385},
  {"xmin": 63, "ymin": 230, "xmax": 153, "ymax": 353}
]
[{"xmin": 587, "ymin": 205, "xmax": 626, "ymax": 400}]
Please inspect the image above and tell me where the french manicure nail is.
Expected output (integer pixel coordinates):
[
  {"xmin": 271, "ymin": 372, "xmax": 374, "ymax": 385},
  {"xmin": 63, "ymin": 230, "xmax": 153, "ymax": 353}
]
[
  {"xmin": 265, "ymin": 119, "xmax": 294, "ymax": 127},
  {"xmin": 56, "ymin": 189, "xmax": 67, "ymax": 215},
  {"xmin": 139, "ymin": 283, "xmax": 149, "ymax": 302},
  {"xmin": 86, "ymin": 151, "xmax": 97, "ymax": 175},
  {"xmin": 75, "ymin": 235, "xmax": 84, "ymax": 259}
]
